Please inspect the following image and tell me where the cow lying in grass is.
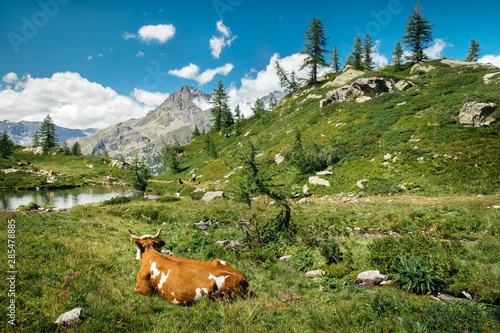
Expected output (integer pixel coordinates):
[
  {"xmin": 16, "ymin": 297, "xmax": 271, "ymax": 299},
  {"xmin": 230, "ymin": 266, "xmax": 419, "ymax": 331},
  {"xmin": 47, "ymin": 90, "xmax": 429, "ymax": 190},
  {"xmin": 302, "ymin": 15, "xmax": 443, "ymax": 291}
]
[{"xmin": 129, "ymin": 228, "xmax": 249, "ymax": 305}]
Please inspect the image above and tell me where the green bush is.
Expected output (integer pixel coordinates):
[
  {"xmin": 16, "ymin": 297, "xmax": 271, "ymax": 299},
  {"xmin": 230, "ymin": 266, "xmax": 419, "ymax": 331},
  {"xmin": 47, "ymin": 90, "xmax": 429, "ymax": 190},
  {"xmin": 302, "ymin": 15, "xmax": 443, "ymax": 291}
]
[
  {"xmin": 391, "ymin": 256, "xmax": 447, "ymax": 294},
  {"xmin": 101, "ymin": 196, "xmax": 132, "ymax": 206},
  {"xmin": 17, "ymin": 201, "xmax": 40, "ymax": 211},
  {"xmin": 289, "ymin": 247, "xmax": 325, "ymax": 272}
]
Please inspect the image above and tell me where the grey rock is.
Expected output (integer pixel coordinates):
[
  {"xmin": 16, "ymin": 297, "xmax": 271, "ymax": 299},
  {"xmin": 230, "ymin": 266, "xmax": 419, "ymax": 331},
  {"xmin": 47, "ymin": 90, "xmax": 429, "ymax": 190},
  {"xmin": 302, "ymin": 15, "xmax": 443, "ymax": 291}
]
[
  {"xmin": 201, "ymin": 191, "xmax": 224, "ymax": 202},
  {"xmin": 357, "ymin": 270, "xmax": 388, "ymax": 285},
  {"xmin": 458, "ymin": 102, "xmax": 497, "ymax": 127},
  {"xmin": 54, "ymin": 308, "xmax": 82, "ymax": 325},
  {"xmin": 305, "ymin": 270, "xmax": 326, "ymax": 278},
  {"xmin": 309, "ymin": 176, "xmax": 330, "ymax": 187}
]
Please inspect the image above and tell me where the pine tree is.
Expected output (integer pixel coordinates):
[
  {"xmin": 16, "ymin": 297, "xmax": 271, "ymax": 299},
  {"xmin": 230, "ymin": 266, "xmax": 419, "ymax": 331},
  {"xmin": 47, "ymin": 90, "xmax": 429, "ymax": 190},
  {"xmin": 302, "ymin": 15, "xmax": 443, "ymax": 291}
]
[
  {"xmin": 331, "ymin": 45, "xmax": 341, "ymax": 72},
  {"xmin": 62, "ymin": 142, "xmax": 71, "ymax": 155},
  {"xmin": 300, "ymin": 17, "xmax": 329, "ymax": 84},
  {"xmin": 465, "ymin": 40, "xmax": 481, "ymax": 62},
  {"xmin": 39, "ymin": 114, "xmax": 59, "ymax": 151},
  {"xmin": 192, "ymin": 124, "xmax": 201, "ymax": 138},
  {"xmin": 392, "ymin": 41, "xmax": 405, "ymax": 71},
  {"xmin": 268, "ymin": 97, "xmax": 278, "ymax": 111},
  {"xmin": 71, "ymin": 142, "xmax": 81, "ymax": 156},
  {"xmin": 221, "ymin": 102, "xmax": 234, "ymax": 128},
  {"xmin": 362, "ymin": 33, "xmax": 374, "ymax": 71},
  {"xmin": 402, "ymin": 2, "xmax": 434, "ymax": 63},
  {"xmin": 161, "ymin": 144, "xmax": 181, "ymax": 173},
  {"xmin": 32, "ymin": 130, "xmax": 40, "ymax": 147},
  {"xmin": 128, "ymin": 156, "xmax": 151, "ymax": 190},
  {"xmin": 349, "ymin": 34, "xmax": 364, "ymax": 70},
  {"xmin": 234, "ymin": 104, "xmax": 242, "ymax": 120},
  {"xmin": 209, "ymin": 80, "xmax": 229, "ymax": 132},
  {"xmin": 252, "ymin": 98, "xmax": 266, "ymax": 119},
  {"xmin": 203, "ymin": 135, "xmax": 218, "ymax": 158},
  {"xmin": 0, "ymin": 130, "xmax": 14, "ymax": 158},
  {"xmin": 275, "ymin": 61, "xmax": 299, "ymax": 92}
]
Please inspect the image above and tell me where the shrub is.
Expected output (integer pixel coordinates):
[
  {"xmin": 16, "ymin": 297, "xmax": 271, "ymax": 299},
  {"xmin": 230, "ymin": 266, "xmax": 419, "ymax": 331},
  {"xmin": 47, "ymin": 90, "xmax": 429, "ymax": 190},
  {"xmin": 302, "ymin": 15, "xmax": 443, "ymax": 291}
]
[
  {"xmin": 17, "ymin": 201, "xmax": 40, "ymax": 211},
  {"xmin": 391, "ymin": 256, "xmax": 447, "ymax": 294},
  {"xmin": 101, "ymin": 196, "xmax": 132, "ymax": 206},
  {"xmin": 289, "ymin": 247, "xmax": 325, "ymax": 272}
]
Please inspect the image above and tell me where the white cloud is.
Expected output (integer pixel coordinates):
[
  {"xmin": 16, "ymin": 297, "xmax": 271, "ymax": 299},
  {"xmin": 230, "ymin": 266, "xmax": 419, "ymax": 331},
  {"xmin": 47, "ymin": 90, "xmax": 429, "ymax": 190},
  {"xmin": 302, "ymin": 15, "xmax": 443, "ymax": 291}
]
[
  {"xmin": 191, "ymin": 96, "xmax": 211, "ymax": 111},
  {"xmin": 478, "ymin": 54, "xmax": 500, "ymax": 68},
  {"xmin": 87, "ymin": 55, "xmax": 93, "ymax": 60},
  {"xmin": 168, "ymin": 63, "xmax": 233, "ymax": 85},
  {"xmin": 0, "ymin": 72, "xmax": 151, "ymax": 129},
  {"xmin": 122, "ymin": 32, "xmax": 136, "ymax": 40},
  {"xmin": 138, "ymin": 24, "xmax": 175, "ymax": 44},
  {"xmin": 132, "ymin": 88, "xmax": 169, "ymax": 107},
  {"xmin": 168, "ymin": 63, "xmax": 200, "ymax": 80},
  {"xmin": 227, "ymin": 52, "xmax": 308, "ymax": 116},
  {"xmin": 136, "ymin": 51, "xmax": 145, "ymax": 57},
  {"xmin": 424, "ymin": 38, "xmax": 450, "ymax": 59},
  {"xmin": 2, "ymin": 72, "xmax": 18, "ymax": 84},
  {"xmin": 372, "ymin": 41, "xmax": 389, "ymax": 68},
  {"xmin": 210, "ymin": 20, "xmax": 236, "ymax": 59}
]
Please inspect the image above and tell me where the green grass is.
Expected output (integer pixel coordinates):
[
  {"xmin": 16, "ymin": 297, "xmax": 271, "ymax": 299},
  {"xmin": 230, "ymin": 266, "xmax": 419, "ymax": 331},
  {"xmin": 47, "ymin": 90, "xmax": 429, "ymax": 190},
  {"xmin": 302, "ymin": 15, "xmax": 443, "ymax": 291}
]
[{"xmin": 0, "ymin": 193, "xmax": 499, "ymax": 332}]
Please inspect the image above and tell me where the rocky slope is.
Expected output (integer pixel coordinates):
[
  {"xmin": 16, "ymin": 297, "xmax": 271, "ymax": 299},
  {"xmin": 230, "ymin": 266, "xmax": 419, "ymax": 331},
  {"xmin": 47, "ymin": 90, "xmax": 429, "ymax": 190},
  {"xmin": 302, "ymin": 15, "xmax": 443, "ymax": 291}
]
[{"xmin": 78, "ymin": 85, "xmax": 213, "ymax": 174}]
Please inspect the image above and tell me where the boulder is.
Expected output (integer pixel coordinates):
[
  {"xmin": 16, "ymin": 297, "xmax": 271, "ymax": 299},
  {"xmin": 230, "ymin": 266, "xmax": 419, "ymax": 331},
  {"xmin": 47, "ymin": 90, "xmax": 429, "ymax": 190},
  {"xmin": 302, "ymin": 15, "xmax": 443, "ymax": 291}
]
[
  {"xmin": 54, "ymin": 308, "xmax": 82, "ymax": 325},
  {"xmin": 325, "ymin": 77, "xmax": 394, "ymax": 103},
  {"xmin": 483, "ymin": 72, "xmax": 500, "ymax": 84},
  {"xmin": 309, "ymin": 176, "xmax": 330, "ymax": 187},
  {"xmin": 357, "ymin": 270, "xmax": 388, "ymax": 287},
  {"xmin": 356, "ymin": 179, "xmax": 368, "ymax": 189},
  {"xmin": 305, "ymin": 270, "xmax": 326, "ymax": 278},
  {"xmin": 322, "ymin": 65, "xmax": 364, "ymax": 88},
  {"xmin": 458, "ymin": 102, "xmax": 497, "ymax": 127},
  {"xmin": 274, "ymin": 153, "xmax": 284, "ymax": 165},
  {"xmin": 410, "ymin": 63, "xmax": 436, "ymax": 74},
  {"xmin": 319, "ymin": 99, "xmax": 331, "ymax": 108},
  {"xmin": 395, "ymin": 80, "xmax": 416, "ymax": 91},
  {"xmin": 23, "ymin": 146, "xmax": 44, "ymax": 155},
  {"xmin": 200, "ymin": 191, "xmax": 224, "ymax": 202}
]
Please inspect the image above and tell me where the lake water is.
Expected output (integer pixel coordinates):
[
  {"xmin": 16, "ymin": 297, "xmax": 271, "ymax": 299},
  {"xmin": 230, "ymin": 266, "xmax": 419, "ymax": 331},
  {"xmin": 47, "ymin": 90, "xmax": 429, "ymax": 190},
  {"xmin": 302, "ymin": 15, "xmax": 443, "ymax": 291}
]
[{"xmin": 0, "ymin": 185, "xmax": 142, "ymax": 210}]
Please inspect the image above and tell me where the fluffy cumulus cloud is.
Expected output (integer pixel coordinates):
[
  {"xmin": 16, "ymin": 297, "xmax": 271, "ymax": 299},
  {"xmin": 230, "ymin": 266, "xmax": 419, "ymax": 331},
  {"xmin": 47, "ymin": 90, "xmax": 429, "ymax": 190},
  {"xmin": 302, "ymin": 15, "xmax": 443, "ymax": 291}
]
[
  {"xmin": 123, "ymin": 24, "xmax": 176, "ymax": 44},
  {"xmin": 168, "ymin": 63, "xmax": 234, "ymax": 85},
  {"xmin": 478, "ymin": 54, "xmax": 500, "ymax": 68},
  {"xmin": 2, "ymin": 72, "xmax": 19, "ymax": 84},
  {"xmin": 227, "ymin": 52, "xmax": 313, "ymax": 116},
  {"xmin": 372, "ymin": 41, "xmax": 389, "ymax": 68},
  {"xmin": 132, "ymin": 89, "xmax": 169, "ymax": 108},
  {"xmin": 0, "ymin": 72, "xmax": 155, "ymax": 129},
  {"xmin": 209, "ymin": 20, "xmax": 237, "ymax": 59},
  {"xmin": 424, "ymin": 38, "xmax": 450, "ymax": 59}
]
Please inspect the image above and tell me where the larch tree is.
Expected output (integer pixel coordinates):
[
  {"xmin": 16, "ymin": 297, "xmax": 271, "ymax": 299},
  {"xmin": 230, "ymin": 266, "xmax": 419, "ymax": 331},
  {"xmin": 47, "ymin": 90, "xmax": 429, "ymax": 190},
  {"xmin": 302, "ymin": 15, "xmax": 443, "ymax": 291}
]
[
  {"xmin": 362, "ymin": 33, "xmax": 374, "ymax": 71},
  {"xmin": 331, "ymin": 45, "xmax": 341, "ymax": 72},
  {"xmin": 402, "ymin": 1, "xmax": 434, "ymax": 63},
  {"xmin": 300, "ymin": 17, "xmax": 329, "ymax": 85},
  {"xmin": 392, "ymin": 41, "xmax": 405, "ymax": 71},
  {"xmin": 39, "ymin": 114, "xmax": 59, "ymax": 151},
  {"xmin": 209, "ymin": 80, "xmax": 231, "ymax": 132},
  {"xmin": 349, "ymin": 34, "xmax": 363, "ymax": 70},
  {"xmin": 465, "ymin": 40, "xmax": 481, "ymax": 62}
]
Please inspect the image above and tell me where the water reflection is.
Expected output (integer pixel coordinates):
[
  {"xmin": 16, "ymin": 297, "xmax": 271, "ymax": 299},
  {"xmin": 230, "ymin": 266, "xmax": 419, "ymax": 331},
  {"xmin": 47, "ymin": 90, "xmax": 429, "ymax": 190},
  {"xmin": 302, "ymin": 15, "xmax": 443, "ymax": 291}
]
[{"xmin": 0, "ymin": 186, "xmax": 142, "ymax": 210}]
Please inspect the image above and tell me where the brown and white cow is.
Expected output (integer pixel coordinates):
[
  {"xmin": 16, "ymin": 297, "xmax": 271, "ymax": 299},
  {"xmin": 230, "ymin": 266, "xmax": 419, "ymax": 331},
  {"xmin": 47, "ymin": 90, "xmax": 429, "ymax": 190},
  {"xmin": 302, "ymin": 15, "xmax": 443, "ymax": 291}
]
[{"xmin": 129, "ymin": 228, "xmax": 249, "ymax": 305}]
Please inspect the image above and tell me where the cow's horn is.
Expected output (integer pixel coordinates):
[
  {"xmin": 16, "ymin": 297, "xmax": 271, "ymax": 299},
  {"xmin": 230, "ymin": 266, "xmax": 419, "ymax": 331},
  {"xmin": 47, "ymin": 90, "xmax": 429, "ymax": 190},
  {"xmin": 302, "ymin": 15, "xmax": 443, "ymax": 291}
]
[
  {"xmin": 152, "ymin": 227, "xmax": 163, "ymax": 238},
  {"xmin": 129, "ymin": 230, "xmax": 141, "ymax": 240}
]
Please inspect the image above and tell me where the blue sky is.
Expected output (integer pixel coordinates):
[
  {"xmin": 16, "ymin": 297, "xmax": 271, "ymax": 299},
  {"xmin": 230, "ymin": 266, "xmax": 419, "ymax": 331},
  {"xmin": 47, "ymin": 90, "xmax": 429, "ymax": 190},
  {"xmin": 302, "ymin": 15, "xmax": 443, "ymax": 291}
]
[{"xmin": 1, "ymin": 0, "xmax": 499, "ymax": 129}]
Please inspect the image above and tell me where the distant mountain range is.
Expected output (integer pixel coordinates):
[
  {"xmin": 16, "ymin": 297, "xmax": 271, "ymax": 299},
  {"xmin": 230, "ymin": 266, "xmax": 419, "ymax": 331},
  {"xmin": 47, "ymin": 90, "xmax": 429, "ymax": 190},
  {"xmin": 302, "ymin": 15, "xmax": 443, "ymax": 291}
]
[
  {"xmin": 78, "ymin": 85, "xmax": 214, "ymax": 174},
  {"xmin": 0, "ymin": 120, "xmax": 98, "ymax": 146}
]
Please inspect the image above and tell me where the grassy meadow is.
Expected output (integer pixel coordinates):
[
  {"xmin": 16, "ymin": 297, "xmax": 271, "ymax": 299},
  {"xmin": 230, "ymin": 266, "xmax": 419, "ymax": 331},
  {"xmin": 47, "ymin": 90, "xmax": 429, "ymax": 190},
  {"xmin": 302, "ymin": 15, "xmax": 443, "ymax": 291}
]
[{"xmin": 0, "ymin": 193, "xmax": 499, "ymax": 332}]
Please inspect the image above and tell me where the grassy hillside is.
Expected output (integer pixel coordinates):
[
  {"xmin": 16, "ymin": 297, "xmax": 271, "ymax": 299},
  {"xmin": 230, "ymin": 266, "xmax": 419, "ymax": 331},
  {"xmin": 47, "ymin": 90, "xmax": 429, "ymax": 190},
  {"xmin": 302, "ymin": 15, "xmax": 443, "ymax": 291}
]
[
  {"xmin": 158, "ymin": 60, "xmax": 500, "ymax": 198},
  {"xmin": 0, "ymin": 147, "xmax": 129, "ymax": 190}
]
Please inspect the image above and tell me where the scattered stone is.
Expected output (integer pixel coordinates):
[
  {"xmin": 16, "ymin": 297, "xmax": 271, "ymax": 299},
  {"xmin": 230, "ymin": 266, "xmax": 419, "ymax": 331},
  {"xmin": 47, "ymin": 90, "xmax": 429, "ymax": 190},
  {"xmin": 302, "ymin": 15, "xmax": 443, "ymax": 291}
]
[
  {"xmin": 227, "ymin": 240, "xmax": 245, "ymax": 248},
  {"xmin": 437, "ymin": 293, "xmax": 461, "ymax": 302},
  {"xmin": 201, "ymin": 191, "xmax": 224, "ymax": 202},
  {"xmin": 281, "ymin": 293, "xmax": 300, "ymax": 302},
  {"xmin": 214, "ymin": 240, "xmax": 228, "ymax": 247},
  {"xmin": 357, "ymin": 270, "xmax": 388, "ymax": 286},
  {"xmin": 110, "ymin": 160, "xmax": 127, "ymax": 169},
  {"xmin": 307, "ymin": 93, "xmax": 322, "ymax": 99},
  {"xmin": 410, "ymin": 63, "xmax": 436, "ymax": 74},
  {"xmin": 309, "ymin": 176, "xmax": 330, "ymax": 187},
  {"xmin": 274, "ymin": 153, "xmax": 284, "ymax": 165},
  {"xmin": 356, "ymin": 96, "xmax": 372, "ymax": 103},
  {"xmin": 305, "ymin": 270, "xmax": 326, "ymax": 278},
  {"xmin": 380, "ymin": 280, "xmax": 394, "ymax": 286},
  {"xmin": 483, "ymin": 71, "xmax": 500, "ymax": 84},
  {"xmin": 458, "ymin": 101, "xmax": 497, "ymax": 127},
  {"xmin": 492, "ymin": 205, "xmax": 500, "ymax": 209},
  {"xmin": 319, "ymin": 99, "xmax": 331, "ymax": 108},
  {"xmin": 384, "ymin": 153, "xmax": 392, "ymax": 160},
  {"xmin": 54, "ymin": 308, "xmax": 82, "ymax": 325},
  {"xmin": 279, "ymin": 255, "xmax": 292, "ymax": 261},
  {"xmin": 462, "ymin": 290, "xmax": 472, "ymax": 300},
  {"xmin": 356, "ymin": 179, "xmax": 368, "ymax": 189},
  {"xmin": 194, "ymin": 220, "xmax": 219, "ymax": 230},
  {"xmin": 303, "ymin": 184, "xmax": 309, "ymax": 194},
  {"xmin": 297, "ymin": 198, "xmax": 309, "ymax": 204},
  {"xmin": 316, "ymin": 170, "xmax": 333, "ymax": 175},
  {"xmin": 160, "ymin": 249, "xmax": 174, "ymax": 256}
]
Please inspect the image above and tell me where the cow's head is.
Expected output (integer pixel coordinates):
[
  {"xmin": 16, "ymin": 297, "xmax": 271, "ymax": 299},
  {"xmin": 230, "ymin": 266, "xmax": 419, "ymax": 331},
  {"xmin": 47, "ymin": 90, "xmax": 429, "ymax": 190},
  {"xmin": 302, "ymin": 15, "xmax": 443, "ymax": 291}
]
[{"xmin": 129, "ymin": 228, "xmax": 165, "ymax": 261}]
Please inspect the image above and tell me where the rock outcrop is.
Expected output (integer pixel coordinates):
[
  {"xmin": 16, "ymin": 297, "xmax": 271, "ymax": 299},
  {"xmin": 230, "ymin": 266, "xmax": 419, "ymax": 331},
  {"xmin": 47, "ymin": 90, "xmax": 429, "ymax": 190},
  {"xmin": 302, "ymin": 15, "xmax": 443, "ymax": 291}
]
[
  {"xmin": 322, "ymin": 65, "xmax": 365, "ymax": 89},
  {"xmin": 483, "ymin": 72, "xmax": 500, "ymax": 84},
  {"xmin": 458, "ymin": 102, "xmax": 497, "ymax": 127}
]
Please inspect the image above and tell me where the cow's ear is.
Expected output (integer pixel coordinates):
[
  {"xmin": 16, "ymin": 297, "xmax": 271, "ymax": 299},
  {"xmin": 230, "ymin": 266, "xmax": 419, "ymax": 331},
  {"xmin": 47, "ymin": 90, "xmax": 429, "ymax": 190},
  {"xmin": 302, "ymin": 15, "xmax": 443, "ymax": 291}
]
[
  {"xmin": 135, "ymin": 240, "xmax": 144, "ymax": 251},
  {"xmin": 154, "ymin": 240, "xmax": 165, "ymax": 249}
]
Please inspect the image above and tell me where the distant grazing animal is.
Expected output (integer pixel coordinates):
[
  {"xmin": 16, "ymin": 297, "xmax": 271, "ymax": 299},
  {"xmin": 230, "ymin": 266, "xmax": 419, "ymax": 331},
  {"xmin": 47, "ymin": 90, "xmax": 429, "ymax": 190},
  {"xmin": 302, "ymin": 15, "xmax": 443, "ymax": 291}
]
[{"xmin": 129, "ymin": 228, "xmax": 249, "ymax": 305}]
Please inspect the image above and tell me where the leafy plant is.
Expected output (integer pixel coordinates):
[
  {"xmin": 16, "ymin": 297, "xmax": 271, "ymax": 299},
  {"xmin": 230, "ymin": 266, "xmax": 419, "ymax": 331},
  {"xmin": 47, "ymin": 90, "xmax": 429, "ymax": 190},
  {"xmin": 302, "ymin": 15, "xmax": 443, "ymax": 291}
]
[{"xmin": 391, "ymin": 256, "xmax": 447, "ymax": 294}]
